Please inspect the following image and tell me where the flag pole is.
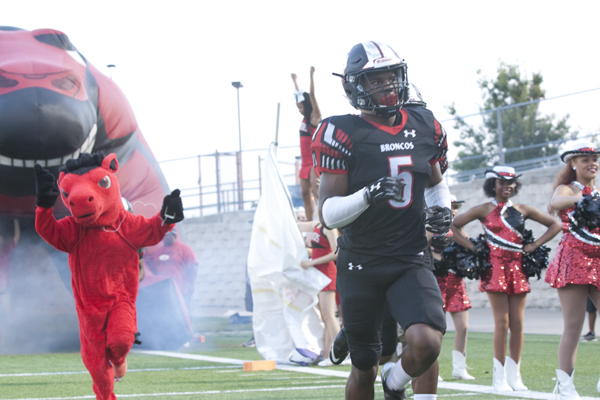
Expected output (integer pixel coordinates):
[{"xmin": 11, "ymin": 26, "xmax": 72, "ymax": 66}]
[{"xmin": 274, "ymin": 102, "xmax": 280, "ymax": 147}]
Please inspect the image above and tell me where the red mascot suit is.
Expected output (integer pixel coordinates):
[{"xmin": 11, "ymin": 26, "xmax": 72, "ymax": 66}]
[
  {"xmin": 0, "ymin": 27, "xmax": 193, "ymax": 352},
  {"xmin": 35, "ymin": 152, "xmax": 184, "ymax": 400}
]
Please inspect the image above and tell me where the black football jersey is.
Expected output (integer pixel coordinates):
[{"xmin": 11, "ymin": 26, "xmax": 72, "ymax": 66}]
[{"xmin": 311, "ymin": 106, "xmax": 448, "ymax": 258}]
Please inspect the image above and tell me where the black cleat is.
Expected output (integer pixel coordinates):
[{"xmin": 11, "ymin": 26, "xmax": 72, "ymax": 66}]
[
  {"xmin": 381, "ymin": 362, "xmax": 406, "ymax": 400},
  {"xmin": 329, "ymin": 326, "xmax": 349, "ymax": 365}
]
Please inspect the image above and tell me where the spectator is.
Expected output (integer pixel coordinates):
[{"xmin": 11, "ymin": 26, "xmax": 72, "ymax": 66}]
[{"xmin": 145, "ymin": 231, "xmax": 198, "ymax": 311}]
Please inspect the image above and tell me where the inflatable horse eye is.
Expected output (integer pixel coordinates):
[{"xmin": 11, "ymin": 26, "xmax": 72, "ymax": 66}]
[{"xmin": 98, "ymin": 176, "xmax": 111, "ymax": 189}]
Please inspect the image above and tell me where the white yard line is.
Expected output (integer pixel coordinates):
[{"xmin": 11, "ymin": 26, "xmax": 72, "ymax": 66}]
[
  {"xmin": 0, "ymin": 365, "xmax": 238, "ymax": 378},
  {"xmin": 3, "ymin": 350, "xmax": 598, "ymax": 400},
  {"xmin": 3, "ymin": 385, "xmax": 347, "ymax": 400},
  {"xmin": 136, "ymin": 350, "xmax": 599, "ymax": 400}
]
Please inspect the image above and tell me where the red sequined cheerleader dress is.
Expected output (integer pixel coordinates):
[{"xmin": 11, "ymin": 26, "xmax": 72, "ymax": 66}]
[
  {"xmin": 310, "ymin": 224, "xmax": 337, "ymax": 291},
  {"xmin": 436, "ymin": 271, "xmax": 471, "ymax": 312},
  {"xmin": 299, "ymin": 118, "xmax": 317, "ymax": 180},
  {"xmin": 546, "ymin": 182, "xmax": 600, "ymax": 288},
  {"xmin": 479, "ymin": 199, "xmax": 530, "ymax": 294}
]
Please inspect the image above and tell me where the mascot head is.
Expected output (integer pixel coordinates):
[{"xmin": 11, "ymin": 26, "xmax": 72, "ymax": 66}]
[{"xmin": 58, "ymin": 152, "xmax": 123, "ymax": 227}]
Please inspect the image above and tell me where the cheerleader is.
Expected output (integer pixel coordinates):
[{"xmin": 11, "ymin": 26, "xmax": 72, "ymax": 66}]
[
  {"xmin": 291, "ymin": 67, "xmax": 321, "ymax": 221},
  {"xmin": 298, "ymin": 220, "xmax": 340, "ymax": 366},
  {"xmin": 432, "ymin": 196, "xmax": 474, "ymax": 380},
  {"xmin": 546, "ymin": 141, "xmax": 600, "ymax": 399},
  {"xmin": 451, "ymin": 166, "xmax": 560, "ymax": 392}
]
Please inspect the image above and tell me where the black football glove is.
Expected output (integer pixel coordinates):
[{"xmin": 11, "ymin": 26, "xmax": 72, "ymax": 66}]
[
  {"xmin": 363, "ymin": 177, "xmax": 405, "ymax": 205},
  {"xmin": 160, "ymin": 189, "xmax": 184, "ymax": 224},
  {"xmin": 431, "ymin": 233, "xmax": 453, "ymax": 252},
  {"xmin": 34, "ymin": 164, "xmax": 59, "ymax": 208},
  {"xmin": 425, "ymin": 206, "xmax": 453, "ymax": 234}
]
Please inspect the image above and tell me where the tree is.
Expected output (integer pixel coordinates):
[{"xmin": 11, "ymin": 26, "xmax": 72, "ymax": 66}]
[{"xmin": 448, "ymin": 63, "xmax": 576, "ymax": 172}]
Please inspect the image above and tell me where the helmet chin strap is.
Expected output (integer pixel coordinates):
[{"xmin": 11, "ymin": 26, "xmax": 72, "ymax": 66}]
[
  {"xmin": 360, "ymin": 107, "xmax": 397, "ymax": 118},
  {"xmin": 374, "ymin": 107, "xmax": 398, "ymax": 118}
]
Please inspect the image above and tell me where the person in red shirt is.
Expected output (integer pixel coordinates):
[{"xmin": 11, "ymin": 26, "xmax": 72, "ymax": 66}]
[
  {"xmin": 298, "ymin": 220, "xmax": 341, "ymax": 366},
  {"xmin": 145, "ymin": 231, "xmax": 199, "ymax": 310}
]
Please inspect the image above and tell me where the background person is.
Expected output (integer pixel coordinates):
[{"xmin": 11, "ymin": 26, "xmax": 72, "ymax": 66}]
[
  {"xmin": 292, "ymin": 67, "xmax": 321, "ymax": 221},
  {"xmin": 298, "ymin": 220, "xmax": 341, "ymax": 367},
  {"xmin": 546, "ymin": 141, "xmax": 600, "ymax": 397},
  {"xmin": 145, "ymin": 231, "xmax": 199, "ymax": 312},
  {"xmin": 433, "ymin": 196, "xmax": 474, "ymax": 381},
  {"xmin": 451, "ymin": 166, "xmax": 560, "ymax": 392},
  {"xmin": 581, "ymin": 297, "xmax": 597, "ymax": 342}
]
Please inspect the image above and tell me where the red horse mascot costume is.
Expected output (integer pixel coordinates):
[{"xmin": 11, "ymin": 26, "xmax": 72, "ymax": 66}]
[
  {"xmin": 35, "ymin": 152, "xmax": 184, "ymax": 400},
  {"xmin": 0, "ymin": 26, "xmax": 192, "ymax": 353}
]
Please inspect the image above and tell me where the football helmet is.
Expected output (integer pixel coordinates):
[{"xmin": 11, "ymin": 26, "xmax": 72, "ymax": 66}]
[
  {"xmin": 338, "ymin": 41, "xmax": 408, "ymax": 117},
  {"xmin": 121, "ymin": 197, "xmax": 133, "ymax": 213},
  {"xmin": 406, "ymin": 83, "xmax": 426, "ymax": 106}
]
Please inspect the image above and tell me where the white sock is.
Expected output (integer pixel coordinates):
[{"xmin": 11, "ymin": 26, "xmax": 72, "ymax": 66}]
[
  {"xmin": 387, "ymin": 359, "xmax": 414, "ymax": 390},
  {"xmin": 414, "ymin": 395, "xmax": 437, "ymax": 400}
]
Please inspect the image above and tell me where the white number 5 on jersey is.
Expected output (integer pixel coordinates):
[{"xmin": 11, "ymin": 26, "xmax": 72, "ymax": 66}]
[{"xmin": 388, "ymin": 156, "xmax": 413, "ymax": 209}]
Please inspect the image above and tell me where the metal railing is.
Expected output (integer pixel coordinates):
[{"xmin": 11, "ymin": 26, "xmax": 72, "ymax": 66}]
[
  {"xmin": 158, "ymin": 146, "xmax": 302, "ymax": 217},
  {"xmin": 158, "ymin": 88, "xmax": 600, "ymax": 217},
  {"xmin": 447, "ymin": 133, "xmax": 599, "ymax": 183}
]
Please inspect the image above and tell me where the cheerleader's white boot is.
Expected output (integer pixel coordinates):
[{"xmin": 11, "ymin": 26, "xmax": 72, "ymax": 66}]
[
  {"xmin": 552, "ymin": 369, "xmax": 581, "ymax": 400},
  {"xmin": 505, "ymin": 356, "xmax": 527, "ymax": 391},
  {"xmin": 492, "ymin": 358, "xmax": 512, "ymax": 391},
  {"xmin": 451, "ymin": 350, "xmax": 474, "ymax": 380}
]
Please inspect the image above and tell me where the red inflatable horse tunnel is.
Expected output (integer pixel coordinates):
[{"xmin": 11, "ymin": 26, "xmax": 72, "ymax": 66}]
[{"xmin": 0, "ymin": 26, "xmax": 192, "ymax": 352}]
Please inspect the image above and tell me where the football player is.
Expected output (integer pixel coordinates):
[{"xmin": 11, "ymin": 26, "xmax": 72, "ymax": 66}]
[{"xmin": 312, "ymin": 41, "xmax": 452, "ymax": 400}]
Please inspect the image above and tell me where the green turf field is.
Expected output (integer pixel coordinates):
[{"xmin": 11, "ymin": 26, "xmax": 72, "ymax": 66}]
[{"xmin": 1, "ymin": 320, "xmax": 599, "ymax": 399}]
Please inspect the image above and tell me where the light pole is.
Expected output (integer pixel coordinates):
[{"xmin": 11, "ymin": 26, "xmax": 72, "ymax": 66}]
[
  {"xmin": 231, "ymin": 81, "xmax": 243, "ymax": 210},
  {"xmin": 106, "ymin": 64, "xmax": 116, "ymax": 80}
]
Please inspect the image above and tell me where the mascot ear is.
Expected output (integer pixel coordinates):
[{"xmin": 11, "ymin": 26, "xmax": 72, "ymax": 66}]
[
  {"xmin": 101, "ymin": 153, "xmax": 119, "ymax": 173},
  {"xmin": 58, "ymin": 171, "xmax": 66, "ymax": 184}
]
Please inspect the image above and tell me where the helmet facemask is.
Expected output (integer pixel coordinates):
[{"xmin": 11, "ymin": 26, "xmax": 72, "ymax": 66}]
[{"xmin": 349, "ymin": 64, "xmax": 408, "ymax": 118}]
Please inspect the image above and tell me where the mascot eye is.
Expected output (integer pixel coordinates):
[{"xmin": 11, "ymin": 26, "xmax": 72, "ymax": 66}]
[
  {"xmin": 51, "ymin": 74, "xmax": 79, "ymax": 91},
  {"xmin": 61, "ymin": 190, "xmax": 68, "ymax": 198},
  {"xmin": 98, "ymin": 176, "xmax": 111, "ymax": 189}
]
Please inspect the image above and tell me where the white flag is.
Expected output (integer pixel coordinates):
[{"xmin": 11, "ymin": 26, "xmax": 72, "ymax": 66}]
[{"xmin": 247, "ymin": 143, "xmax": 330, "ymax": 364}]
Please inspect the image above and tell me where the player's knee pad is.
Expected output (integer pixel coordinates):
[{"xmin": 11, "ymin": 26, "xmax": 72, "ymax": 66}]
[{"xmin": 350, "ymin": 345, "xmax": 381, "ymax": 371}]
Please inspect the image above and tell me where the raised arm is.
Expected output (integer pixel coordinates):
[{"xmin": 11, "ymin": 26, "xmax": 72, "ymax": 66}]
[
  {"xmin": 308, "ymin": 66, "xmax": 321, "ymax": 126},
  {"xmin": 518, "ymin": 204, "xmax": 561, "ymax": 253},
  {"xmin": 34, "ymin": 164, "xmax": 79, "ymax": 252},
  {"xmin": 291, "ymin": 73, "xmax": 300, "ymax": 92}
]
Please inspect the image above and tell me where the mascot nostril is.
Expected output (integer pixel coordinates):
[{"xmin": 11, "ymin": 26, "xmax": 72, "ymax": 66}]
[
  {"xmin": 88, "ymin": 197, "xmax": 93, "ymax": 202},
  {"xmin": 34, "ymin": 151, "xmax": 185, "ymax": 400}
]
